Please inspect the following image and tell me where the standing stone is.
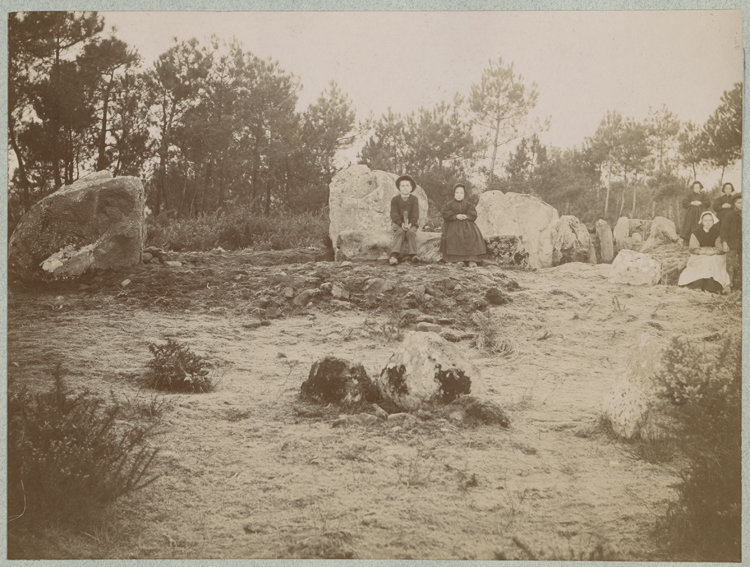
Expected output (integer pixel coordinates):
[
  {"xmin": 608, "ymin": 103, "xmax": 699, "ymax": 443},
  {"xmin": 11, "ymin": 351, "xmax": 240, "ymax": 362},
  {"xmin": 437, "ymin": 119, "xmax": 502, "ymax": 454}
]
[
  {"xmin": 639, "ymin": 216, "xmax": 680, "ymax": 253},
  {"xmin": 377, "ymin": 331, "xmax": 485, "ymax": 411},
  {"xmin": 602, "ymin": 333, "xmax": 671, "ymax": 439},
  {"xmin": 613, "ymin": 217, "xmax": 630, "ymax": 249},
  {"xmin": 475, "ymin": 191, "xmax": 560, "ymax": 269},
  {"xmin": 553, "ymin": 215, "xmax": 591, "ymax": 265},
  {"xmin": 595, "ymin": 219, "xmax": 615, "ymax": 263},
  {"xmin": 8, "ymin": 171, "xmax": 146, "ymax": 280},
  {"xmin": 608, "ymin": 250, "xmax": 662, "ymax": 286},
  {"xmin": 328, "ymin": 165, "xmax": 429, "ymax": 247}
]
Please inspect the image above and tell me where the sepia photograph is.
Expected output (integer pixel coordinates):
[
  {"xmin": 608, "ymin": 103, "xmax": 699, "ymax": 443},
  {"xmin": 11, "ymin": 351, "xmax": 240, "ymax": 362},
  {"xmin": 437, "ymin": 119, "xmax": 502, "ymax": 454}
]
[{"xmin": 5, "ymin": 7, "xmax": 744, "ymax": 561}]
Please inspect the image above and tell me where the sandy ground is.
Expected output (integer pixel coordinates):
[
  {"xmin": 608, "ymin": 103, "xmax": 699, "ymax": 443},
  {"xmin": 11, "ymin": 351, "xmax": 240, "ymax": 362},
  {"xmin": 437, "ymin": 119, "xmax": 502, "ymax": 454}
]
[{"xmin": 6, "ymin": 251, "xmax": 742, "ymax": 560}]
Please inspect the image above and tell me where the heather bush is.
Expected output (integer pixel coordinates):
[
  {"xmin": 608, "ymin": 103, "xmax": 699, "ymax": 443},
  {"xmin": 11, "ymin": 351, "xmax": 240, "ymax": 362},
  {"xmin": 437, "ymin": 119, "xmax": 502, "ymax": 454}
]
[
  {"xmin": 653, "ymin": 334, "xmax": 741, "ymax": 561},
  {"xmin": 145, "ymin": 206, "xmax": 329, "ymax": 252},
  {"xmin": 8, "ymin": 367, "xmax": 160, "ymax": 528},
  {"xmin": 146, "ymin": 338, "xmax": 215, "ymax": 393}
]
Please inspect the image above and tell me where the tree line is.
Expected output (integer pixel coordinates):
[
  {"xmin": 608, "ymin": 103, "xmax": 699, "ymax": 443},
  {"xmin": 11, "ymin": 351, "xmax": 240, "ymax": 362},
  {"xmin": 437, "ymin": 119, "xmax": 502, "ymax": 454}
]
[{"xmin": 8, "ymin": 11, "xmax": 742, "ymax": 234}]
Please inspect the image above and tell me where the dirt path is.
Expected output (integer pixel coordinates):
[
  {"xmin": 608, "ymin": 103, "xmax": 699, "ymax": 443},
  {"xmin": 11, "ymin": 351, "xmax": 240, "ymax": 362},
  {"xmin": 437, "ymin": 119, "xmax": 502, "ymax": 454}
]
[{"xmin": 7, "ymin": 255, "xmax": 742, "ymax": 559}]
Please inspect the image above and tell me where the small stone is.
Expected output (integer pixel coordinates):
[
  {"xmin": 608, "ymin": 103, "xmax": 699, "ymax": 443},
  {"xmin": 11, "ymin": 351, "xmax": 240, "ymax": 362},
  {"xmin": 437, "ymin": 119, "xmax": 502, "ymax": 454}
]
[
  {"xmin": 165, "ymin": 261, "xmax": 182, "ymax": 268},
  {"xmin": 332, "ymin": 415, "xmax": 359, "ymax": 428},
  {"xmin": 283, "ymin": 287, "xmax": 294, "ymax": 299},
  {"xmin": 265, "ymin": 307, "xmax": 281, "ymax": 319},
  {"xmin": 437, "ymin": 318, "xmax": 455, "ymax": 325},
  {"xmin": 485, "ymin": 287, "xmax": 511, "ymax": 305},
  {"xmin": 453, "ymin": 284, "xmax": 463, "ymax": 292},
  {"xmin": 440, "ymin": 331, "xmax": 462, "ymax": 342},
  {"xmin": 415, "ymin": 322, "xmax": 442, "ymax": 333},
  {"xmin": 320, "ymin": 282, "xmax": 333, "ymax": 292},
  {"xmin": 387, "ymin": 413, "xmax": 418, "ymax": 429},
  {"xmin": 358, "ymin": 414, "xmax": 378, "ymax": 426},
  {"xmin": 142, "ymin": 252, "xmax": 153, "ymax": 263},
  {"xmin": 293, "ymin": 289, "xmax": 318, "ymax": 306},
  {"xmin": 331, "ymin": 285, "xmax": 350, "ymax": 300},
  {"xmin": 371, "ymin": 404, "xmax": 388, "ymax": 420},
  {"xmin": 414, "ymin": 284, "xmax": 426, "ymax": 296},
  {"xmin": 121, "ymin": 279, "xmax": 131, "ymax": 288},
  {"xmin": 340, "ymin": 261, "xmax": 353, "ymax": 267}
]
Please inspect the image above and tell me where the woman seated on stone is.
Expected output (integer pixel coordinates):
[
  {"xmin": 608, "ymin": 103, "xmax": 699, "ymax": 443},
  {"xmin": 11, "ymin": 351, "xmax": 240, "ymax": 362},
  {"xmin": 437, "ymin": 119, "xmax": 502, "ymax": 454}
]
[
  {"xmin": 440, "ymin": 183, "xmax": 486, "ymax": 268},
  {"xmin": 680, "ymin": 180, "xmax": 710, "ymax": 245},
  {"xmin": 677, "ymin": 210, "xmax": 730, "ymax": 294}
]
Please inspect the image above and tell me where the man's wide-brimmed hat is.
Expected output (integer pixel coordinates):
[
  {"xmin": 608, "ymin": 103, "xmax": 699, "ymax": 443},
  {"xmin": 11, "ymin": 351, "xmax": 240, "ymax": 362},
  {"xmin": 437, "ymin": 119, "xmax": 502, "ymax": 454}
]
[{"xmin": 395, "ymin": 175, "xmax": 416, "ymax": 191}]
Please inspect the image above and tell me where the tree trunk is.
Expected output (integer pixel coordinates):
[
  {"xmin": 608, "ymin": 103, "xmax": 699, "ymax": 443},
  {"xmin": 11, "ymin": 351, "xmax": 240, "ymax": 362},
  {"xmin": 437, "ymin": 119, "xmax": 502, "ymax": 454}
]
[
  {"xmin": 9, "ymin": 115, "xmax": 31, "ymax": 213},
  {"xmin": 97, "ymin": 72, "xmax": 114, "ymax": 171},
  {"xmin": 487, "ymin": 116, "xmax": 502, "ymax": 188},
  {"xmin": 719, "ymin": 166, "xmax": 726, "ymax": 187}
]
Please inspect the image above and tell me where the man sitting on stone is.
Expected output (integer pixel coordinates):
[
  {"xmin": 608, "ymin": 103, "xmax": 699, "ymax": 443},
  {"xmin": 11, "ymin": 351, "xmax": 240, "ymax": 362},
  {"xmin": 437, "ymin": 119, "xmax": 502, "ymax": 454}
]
[
  {"xmin": 389, "ymin": 175, "xmax": 420, "ymax": 265},
  {"xmin": 721, "ymin": 192, "xmax": 742, "ymax": 292}
]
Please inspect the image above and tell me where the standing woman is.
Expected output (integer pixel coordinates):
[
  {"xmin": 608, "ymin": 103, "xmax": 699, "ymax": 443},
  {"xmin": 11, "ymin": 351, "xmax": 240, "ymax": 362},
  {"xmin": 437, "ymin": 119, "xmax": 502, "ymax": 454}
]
[
  {"xmin": 680, "ymin": 181, "xmax": 710, "ymax": 245},
  {"xmin": 713, "ymin": 182, "xmax": 736, "ymax": 224},
  {"xmin": 440, "ymin": 183, "xmax": 487, "ymax": 268}
]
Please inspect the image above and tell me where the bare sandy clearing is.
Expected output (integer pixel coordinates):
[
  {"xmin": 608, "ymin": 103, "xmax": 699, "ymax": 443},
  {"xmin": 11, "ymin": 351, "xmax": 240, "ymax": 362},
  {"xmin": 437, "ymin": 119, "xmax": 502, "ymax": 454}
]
[{"xmin": 7, "ymin": 253, "xmax": 741, "ymax": 560}]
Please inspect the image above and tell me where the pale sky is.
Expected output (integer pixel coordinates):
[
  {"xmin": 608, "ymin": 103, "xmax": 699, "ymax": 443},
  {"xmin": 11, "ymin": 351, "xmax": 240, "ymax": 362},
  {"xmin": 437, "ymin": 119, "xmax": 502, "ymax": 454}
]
[{"xmin": 104, "ymin": 10, "xmax": 742, "ymax": 154}]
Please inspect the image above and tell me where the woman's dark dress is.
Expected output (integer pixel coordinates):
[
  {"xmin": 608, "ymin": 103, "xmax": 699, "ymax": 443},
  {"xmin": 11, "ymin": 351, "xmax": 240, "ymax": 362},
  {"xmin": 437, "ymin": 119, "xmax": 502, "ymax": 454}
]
[
  {"xmin": 713, "ymin": 194, "xmax": 735, "ymax": 224},
  {"xmin": 680, "ymin": 191, "xmax": 710, "ymax": 242},
  {"xmin": 440, "ymin": 199, "xmax": 487, "ymax": 262}
]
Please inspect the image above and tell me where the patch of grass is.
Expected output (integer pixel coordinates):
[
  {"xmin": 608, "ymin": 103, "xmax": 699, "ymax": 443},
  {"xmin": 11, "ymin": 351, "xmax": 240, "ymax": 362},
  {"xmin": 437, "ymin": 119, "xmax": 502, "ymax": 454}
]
[
  {"xmin": 471, "ymin": 311, "xmax": 518, "ymax": 359},
  {"xmin": 622, "ymin": 432, "xmax": 678, "ymax": 465},
  {"xmin": 146, "ymin": 207, "xmax": 329, "ymax": 252},
  {"xmin": 8, "ymin": 366, "xmax": 161, "ymax": 537},
  {"xmin": 494, "ymin": 536, "xmax": 620, "ymax": 560},
  {"xmin": 146, "ymin": 339, "xmax": 215, "ymax": 393}
]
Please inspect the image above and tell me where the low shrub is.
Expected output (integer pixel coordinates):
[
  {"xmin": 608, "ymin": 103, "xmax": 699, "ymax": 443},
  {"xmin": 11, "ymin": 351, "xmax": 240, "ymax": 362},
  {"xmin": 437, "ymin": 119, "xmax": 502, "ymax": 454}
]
[
  {"xmin": 145, "ymin": 207, "xmax": 329, "ymax": 252},
  {"xmin": 146, "ymin": 338, "xmax": 215, "ymax": 393},
  {"xmin": 653, "ymin": 334, "xmax": 741, "ymax": 561},
  {"xmin": 8, "ymin": 366, "xmax": 160, "ymax": 528}
]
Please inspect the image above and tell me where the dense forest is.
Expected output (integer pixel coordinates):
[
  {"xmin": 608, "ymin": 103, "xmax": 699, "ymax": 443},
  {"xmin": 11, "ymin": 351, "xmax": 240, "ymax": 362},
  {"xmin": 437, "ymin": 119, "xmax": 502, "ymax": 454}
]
[{"xmin": 8, "ymin": 11, "xmax": 742, "ymax": 236}]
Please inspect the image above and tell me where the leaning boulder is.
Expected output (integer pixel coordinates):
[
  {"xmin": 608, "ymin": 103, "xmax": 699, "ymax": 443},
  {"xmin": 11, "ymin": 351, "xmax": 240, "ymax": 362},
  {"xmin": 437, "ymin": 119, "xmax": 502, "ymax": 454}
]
[
  {"xmin": 9, "ymin": 171, "xmax": 146, "ymax": 280},
  {"xmin": 328, "ymin": 165, "xmax": 429, "ymax": 247},
  {"xmin": 301, "ymin": 356, "xmax": 379, "ymax": 405},
  {"xmin": 595, "ymin": 220, "xmax": 615, "ymax": 263},
  {"xmin": 335, "ymin": 229, "xmax": 442, "ymax": 262},
  {"xmin": 377, "ymin": 331, "xmax": 484, "ymax": 411},
  {"xmin": 553, "ymin": 215, "xmax": 591, "ymax": 265},
  {"xmin": 639, "ymin": 216, "xmax": 680, "ymax": 253},
  {"xmin": 601, "ymin": 333, "xmax": 670, "ymax": 439},
  {"xmin": 609, "ymin": 250, "xmax": 662, "ymax": 286},
  {"xmin": 475, "ymin": 191, "xmax": 560, "ymax": 269}
]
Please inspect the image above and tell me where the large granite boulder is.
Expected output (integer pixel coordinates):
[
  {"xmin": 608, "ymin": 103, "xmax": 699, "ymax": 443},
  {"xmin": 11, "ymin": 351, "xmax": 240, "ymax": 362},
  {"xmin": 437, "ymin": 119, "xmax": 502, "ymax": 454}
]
[
  {"xmin": 639, "ymin": 216, "xmax": 680, "ymax": 253},
  {"xmin": 8, "ymin": 171, "xmax": 146, "ymax": 280},
  {"xmin": 602, "ymin": 333, "xmax": 671, "ymax": 439},
  {"xmin": 595, "ymin": 219, "xmax": 615, "ymax": 263},
  {"xmin": 553, "ymin": 215, "xmax": 591, "ymax": 265},
  {"xmin": 301, "ymin": 356, "xmax": 379, "ymax": 405},
  {"xmin": 335, "ymin": 230, "xmax": 442, "ymax": 262},
  {"xmin": 609, "ymin": 250, "xmax": 662, "ymax": 286},
  {"xmin": 377, "ymin": 331, "xmax": 484, "ymax": 411},
  {"xmin": 475, "ymin": 191, "xmax": 560, "ymax": 269},
  {"xmin": 328, "ymin": 165, "xmax": 429, "ymax": 246}
]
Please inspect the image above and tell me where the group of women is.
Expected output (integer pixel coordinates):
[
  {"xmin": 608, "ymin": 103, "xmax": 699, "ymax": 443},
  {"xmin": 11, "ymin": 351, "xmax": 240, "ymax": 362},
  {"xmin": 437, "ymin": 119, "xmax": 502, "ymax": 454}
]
[
  {"xmin": 678, "ymin": 181, "xmax": 742, "ymax": 294},
  {"xmin": 389, "ymin": 176, "xmax": 741, "ymax": 295}
]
